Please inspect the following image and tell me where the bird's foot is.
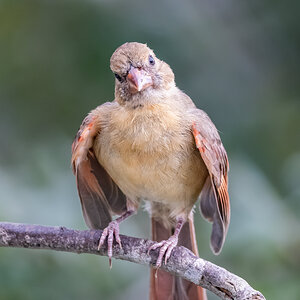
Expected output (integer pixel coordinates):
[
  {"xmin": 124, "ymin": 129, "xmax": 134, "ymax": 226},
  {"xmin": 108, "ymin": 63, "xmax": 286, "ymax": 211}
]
[
  {"xmin": 98, "ymin": 220, "xmax": 122, "ymax": 267},
  {"xmin": 148, "ymin": 235, "xmax": 178, "ymax": 268}
]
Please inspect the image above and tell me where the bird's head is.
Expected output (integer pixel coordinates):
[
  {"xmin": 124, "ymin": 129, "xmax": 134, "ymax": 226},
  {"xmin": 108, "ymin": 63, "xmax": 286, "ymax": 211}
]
[{"xmin": 110, "ymin": 42, "xmax": 175, "ymax": 107}]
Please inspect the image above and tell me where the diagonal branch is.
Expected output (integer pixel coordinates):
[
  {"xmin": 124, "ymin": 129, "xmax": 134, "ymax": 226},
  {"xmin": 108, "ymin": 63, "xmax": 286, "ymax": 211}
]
[{"xmin": 0, "ymin": 222, "xmax": 265, "ymax": 300}]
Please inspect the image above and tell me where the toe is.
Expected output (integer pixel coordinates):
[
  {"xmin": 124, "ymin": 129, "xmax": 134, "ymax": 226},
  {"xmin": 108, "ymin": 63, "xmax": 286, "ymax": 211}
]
[
  {"xmin": 148, "ymin": 241, "xmax": 164, "ymax": 254},
  {"xmin": 156, "ymin": 243, "xmax": 169, "ymax": 267},
  {"xmin": 97, "ymin": 221, "xmax": 123, "ymax": 266},
  {"xmin": 98, "ymin": 228, "xmax": 108, "ymax": 250},
  {"xmin": 164, "ymin": 244, "xmax": 174, "ymax": 265},
  {"xmin": 114, "ymin": 227, "xmax": 122, "ymax": 249},
  {"xmin": 107, "ymin": 228, "xmax": 114, "ymax": 259},
  {"xmin": 149, "ymin": 236, "xmax": 178, "ymax": 267},
  {"xmin": 115, "ymin": 234, "xmax": 122, "ymax": 249}
]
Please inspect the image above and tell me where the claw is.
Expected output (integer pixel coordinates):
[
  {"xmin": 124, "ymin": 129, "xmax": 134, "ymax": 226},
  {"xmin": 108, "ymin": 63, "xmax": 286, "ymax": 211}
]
[
  {"xmin": 148, "ymin": 235, "xmax": 178, "ymax": 268},
  {"xmin": 97, "ymin": 221, "xmax": 122, "ymax": 267}
]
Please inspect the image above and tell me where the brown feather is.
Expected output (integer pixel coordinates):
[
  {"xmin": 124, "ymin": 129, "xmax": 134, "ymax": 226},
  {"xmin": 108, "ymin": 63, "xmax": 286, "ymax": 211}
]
[
  {"xmin": 192, "ymin": 121, "xmax": 230, "ymax": 254},
  {"xmin": 71, "ymin": 112, "xmax": 127, "ymax": 229},
  {"xmin": 76, "ymin": 152, "xmax": 112, "ymax": 229},
  {"xmin": 150, "ymin": 216, "xmax": 205, "ymax": 300},
  {"xmin": 150, "ymin": 218, "xmax": 174, "ymax": 300}
]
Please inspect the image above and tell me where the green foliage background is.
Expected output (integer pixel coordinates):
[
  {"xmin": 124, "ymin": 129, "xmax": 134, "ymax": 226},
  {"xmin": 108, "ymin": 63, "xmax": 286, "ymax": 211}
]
[{"xmin": 0, "ymin": 0, "xmax": 299, "ymax": 299}]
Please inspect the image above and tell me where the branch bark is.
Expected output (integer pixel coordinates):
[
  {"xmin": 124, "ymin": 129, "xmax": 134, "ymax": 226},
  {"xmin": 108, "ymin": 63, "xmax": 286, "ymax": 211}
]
[{"xmin": 0, "ymin": 222, "xmax": 265, "ymax": 300}]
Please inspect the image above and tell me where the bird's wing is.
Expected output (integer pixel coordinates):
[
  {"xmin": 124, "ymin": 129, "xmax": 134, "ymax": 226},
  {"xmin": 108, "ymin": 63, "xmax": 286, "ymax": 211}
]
[
  {"xmin": 71, "ymin": 109, "xmax": 127, "ymax": 229},
  {"xmin": 192, "ymin": 109, "xmax": 230, "ymax": 254}
]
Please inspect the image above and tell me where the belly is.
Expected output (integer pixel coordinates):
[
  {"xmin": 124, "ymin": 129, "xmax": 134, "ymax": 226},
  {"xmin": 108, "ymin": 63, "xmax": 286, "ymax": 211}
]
[{"xmin": 95, "ymin": 132, "xmax": 208, "ymax": 215}]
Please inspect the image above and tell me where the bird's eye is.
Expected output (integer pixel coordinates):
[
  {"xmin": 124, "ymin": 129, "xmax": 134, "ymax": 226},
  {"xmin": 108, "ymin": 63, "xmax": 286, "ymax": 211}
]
[
  {"xmin": 114, "ymin": 73, "xmax": 122, "ymax": 82},
  {"xmin": 149, "ymin": 55, "xmax": 155, "ymax": 66}
]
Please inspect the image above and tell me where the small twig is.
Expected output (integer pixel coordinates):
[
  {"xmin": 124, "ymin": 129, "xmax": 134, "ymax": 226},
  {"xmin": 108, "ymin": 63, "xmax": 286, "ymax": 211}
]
[{"xmin": 0, "ymin": 222, "xmax": 265, "ymax": 300}]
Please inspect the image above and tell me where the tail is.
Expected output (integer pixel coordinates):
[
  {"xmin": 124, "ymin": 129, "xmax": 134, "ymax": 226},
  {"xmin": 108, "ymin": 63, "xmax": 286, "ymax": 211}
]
[{"xmin": 150, "ymin": 215, "xmax": 207, "ymax": 300}]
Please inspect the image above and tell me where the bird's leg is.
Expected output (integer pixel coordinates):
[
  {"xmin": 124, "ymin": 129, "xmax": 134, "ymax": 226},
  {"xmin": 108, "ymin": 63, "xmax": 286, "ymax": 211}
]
[
  {"xmin": 148, "ymin": 217, "xmax": 185, "ymax": 268},
  {"xmin": 98, "ymin": 210, "xmax": 135, "ymax": 267}
]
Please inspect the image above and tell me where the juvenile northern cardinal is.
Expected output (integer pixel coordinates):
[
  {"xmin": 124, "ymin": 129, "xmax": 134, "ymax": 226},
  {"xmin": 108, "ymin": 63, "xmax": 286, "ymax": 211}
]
[{"xmin": 72, "ymin": 42, "xmax": 230, "ymax": 300}]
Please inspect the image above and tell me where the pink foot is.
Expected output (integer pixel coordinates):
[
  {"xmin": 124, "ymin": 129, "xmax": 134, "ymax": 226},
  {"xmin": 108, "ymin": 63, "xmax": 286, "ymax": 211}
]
[
  {"xmin": 148, "ymin": 235, "xmax": 179, "ymax": 268},
  {"xmin": 98, "ymin": 221, "xmax": 122, "ymax": 267}
]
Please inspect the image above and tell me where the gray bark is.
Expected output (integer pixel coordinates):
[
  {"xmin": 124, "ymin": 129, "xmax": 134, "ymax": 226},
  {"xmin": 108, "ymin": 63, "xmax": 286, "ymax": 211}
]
[{"xmin": 0, "ymin": 222, "xmax": 265, "ymax": 300}]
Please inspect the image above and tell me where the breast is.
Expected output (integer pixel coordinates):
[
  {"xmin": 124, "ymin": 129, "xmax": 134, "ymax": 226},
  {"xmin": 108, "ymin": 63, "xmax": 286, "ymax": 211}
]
[{"xmin": 94, "ymin": 103, "xmax": 208, "ymax": 212}]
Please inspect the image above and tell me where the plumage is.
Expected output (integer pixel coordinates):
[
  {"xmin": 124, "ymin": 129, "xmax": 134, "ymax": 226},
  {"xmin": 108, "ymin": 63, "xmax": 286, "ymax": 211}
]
[{"xmin": 71, "ymin": 42, "xmax": 230, "ymax": 300}]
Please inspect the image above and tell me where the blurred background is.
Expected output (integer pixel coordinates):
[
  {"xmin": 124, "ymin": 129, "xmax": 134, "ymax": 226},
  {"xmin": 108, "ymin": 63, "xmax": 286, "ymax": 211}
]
[{"xmin": 0, "ymin": 0, "xmax": 299, "ymax": 299}]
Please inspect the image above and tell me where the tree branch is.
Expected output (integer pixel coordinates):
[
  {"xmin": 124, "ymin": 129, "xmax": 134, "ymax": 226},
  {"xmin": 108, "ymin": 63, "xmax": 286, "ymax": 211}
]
[{"xmin": 0, "ymin": 222, "xmax": 265, "ymax": 300}]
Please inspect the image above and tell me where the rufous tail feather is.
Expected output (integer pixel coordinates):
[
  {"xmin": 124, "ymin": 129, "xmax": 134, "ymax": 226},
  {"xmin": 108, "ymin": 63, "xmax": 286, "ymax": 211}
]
[{"xmin": 150, "ymin": 216, "xmax": 207, "ymax": 300}]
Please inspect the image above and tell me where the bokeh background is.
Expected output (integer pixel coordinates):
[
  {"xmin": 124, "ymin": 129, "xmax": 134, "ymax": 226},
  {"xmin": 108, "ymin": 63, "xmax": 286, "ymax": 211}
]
[{"xmin": 0, "ymin": 0, "xmax": 299, "ymax": 299}]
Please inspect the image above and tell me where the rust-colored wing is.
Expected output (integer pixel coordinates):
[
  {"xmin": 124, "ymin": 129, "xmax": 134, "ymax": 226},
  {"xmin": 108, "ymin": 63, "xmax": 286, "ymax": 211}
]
[
  {"xmin": 192, "ymin": 110, "xmax": 230, "ymax": 254},
  {"xmin": 71, "ymin": 111, "xmax": 127, "ymax": 229}
]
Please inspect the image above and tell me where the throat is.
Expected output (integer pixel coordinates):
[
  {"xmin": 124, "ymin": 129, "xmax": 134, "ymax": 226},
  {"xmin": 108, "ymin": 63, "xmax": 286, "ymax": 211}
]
[
  {"xmin": 110, "ymin": 101, "xmax": 186, "ymax": 154},
  {"xmin": 117, "ymin": 86, "xmax": 168, "ymax": 109}
]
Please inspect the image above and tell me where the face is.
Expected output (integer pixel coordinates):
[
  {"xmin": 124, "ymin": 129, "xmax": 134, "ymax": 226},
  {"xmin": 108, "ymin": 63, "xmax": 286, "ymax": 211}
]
[{"xmin": 110, "ymin": 42, "xmax": 174, "ymax": 103}]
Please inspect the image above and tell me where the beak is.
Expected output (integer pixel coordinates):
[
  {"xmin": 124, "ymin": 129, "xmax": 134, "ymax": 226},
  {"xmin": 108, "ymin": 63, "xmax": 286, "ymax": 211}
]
[{"xmin": 127, "ymin": 66, "xmax": 153, "ymax": 93}]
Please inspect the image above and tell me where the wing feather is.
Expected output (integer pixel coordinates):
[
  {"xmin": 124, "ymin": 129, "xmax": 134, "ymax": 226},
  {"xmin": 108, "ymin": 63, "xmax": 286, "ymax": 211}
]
[
  {"xmin": 192, "ymin": 110, "xmax": 230, "ymax": 254},
  {"xmin": 71, "ymin": 109, "xmax": 127, "ymax": 229}
]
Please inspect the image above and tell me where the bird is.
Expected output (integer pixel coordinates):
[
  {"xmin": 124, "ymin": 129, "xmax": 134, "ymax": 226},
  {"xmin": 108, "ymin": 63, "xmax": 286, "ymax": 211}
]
[{"xmin": 71, "ymin": 42, "xmax": 230, "ymax": 300}]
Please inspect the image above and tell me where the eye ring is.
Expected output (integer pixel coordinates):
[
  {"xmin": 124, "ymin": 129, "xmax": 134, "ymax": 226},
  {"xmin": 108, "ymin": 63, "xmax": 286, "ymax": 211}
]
[{"xmin": 149, "ymin": 55, "xmax": 155, "ymax": 66}]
